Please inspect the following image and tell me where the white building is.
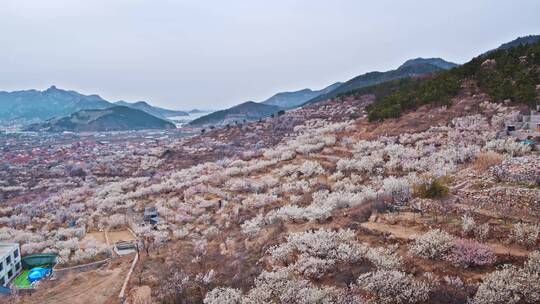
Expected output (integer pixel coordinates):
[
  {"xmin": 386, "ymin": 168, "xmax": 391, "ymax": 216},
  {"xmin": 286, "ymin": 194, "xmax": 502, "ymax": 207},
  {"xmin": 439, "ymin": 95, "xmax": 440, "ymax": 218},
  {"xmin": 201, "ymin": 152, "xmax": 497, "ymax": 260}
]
[
  {"xmin": 505, "ymin": 106, "xmax": 540, "ymax": 133},
  {"xmin": 0, "ymin": 243, "xmax": 21, "ymax": 286},
  {"xmin": 522, "ymin": 108, "xmax": 540, "ymax": 131}
]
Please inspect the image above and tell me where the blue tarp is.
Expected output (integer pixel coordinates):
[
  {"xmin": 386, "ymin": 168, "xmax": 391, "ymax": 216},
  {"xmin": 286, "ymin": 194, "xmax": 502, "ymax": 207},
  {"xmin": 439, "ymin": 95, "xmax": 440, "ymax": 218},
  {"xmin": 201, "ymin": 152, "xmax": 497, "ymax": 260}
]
[{"xmin": 27, "ymin": 267, "xmax": 51, "ymax": 283}]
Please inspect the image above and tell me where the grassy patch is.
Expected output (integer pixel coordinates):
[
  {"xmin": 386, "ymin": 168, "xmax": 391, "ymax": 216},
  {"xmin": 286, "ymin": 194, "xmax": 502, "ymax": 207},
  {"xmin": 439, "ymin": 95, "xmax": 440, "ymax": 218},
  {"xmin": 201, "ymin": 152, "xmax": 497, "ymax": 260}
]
[
  {"xmin": 474, "ymin": 152, "xmax": 503, "ymax": 172},
  {"xmin": 12, "ymin": 270, "xmax": 31, "ymax": 288}
]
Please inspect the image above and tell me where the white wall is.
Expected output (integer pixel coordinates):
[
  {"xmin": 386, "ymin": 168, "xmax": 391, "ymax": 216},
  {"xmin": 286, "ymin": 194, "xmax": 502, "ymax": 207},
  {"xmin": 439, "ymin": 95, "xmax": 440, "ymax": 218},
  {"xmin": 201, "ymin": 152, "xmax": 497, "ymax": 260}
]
[{"xmin": 0, "ymin": 244, "xmax": 21, "ymax": 286}]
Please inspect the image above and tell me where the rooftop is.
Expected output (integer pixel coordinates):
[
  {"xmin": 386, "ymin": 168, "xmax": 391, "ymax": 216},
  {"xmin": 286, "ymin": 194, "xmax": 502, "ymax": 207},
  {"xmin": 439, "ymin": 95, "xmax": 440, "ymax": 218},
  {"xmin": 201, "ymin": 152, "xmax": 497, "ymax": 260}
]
[{"xmin": 0, "ymin": 243, "xmax": 18, "ymax": 258}]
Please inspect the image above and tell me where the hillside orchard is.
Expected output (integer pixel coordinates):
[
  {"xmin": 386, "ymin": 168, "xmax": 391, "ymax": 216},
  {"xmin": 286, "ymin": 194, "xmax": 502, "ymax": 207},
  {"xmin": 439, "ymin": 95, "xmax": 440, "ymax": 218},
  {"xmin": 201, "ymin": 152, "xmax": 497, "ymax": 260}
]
[{"xmin": 1, "ymin": 85, "xmax": 539, "ymax": 303}]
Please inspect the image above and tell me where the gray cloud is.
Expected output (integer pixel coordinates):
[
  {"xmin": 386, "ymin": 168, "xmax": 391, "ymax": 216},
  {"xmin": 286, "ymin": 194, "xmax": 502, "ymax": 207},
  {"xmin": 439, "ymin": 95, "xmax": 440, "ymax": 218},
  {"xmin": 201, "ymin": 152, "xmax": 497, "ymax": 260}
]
[{"xmin": 1, "ymin": 0, "xmax": 539, "ymax": 110}]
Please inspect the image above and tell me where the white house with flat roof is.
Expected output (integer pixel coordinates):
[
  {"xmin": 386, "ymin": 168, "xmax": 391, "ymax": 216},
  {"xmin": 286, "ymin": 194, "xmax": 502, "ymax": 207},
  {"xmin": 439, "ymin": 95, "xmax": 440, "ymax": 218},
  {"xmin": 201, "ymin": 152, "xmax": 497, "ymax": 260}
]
[{"xmin": 0, "ymin": 243, "xmax": 21, "ymax": 286}]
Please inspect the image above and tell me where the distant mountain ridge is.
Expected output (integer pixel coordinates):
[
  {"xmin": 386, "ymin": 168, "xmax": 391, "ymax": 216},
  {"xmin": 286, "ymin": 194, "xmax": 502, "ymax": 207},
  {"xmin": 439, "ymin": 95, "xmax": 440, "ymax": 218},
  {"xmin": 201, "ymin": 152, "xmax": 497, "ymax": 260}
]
[
  {"xmin": 114, "ymin": 100, "xmax": 188, "ymax": 119},
  {"xmin": 0, "ymin": 86, "xmax": 187, "ymax": 123},
  {"xmin": 190, "ymin": 58, "xmax": 457, "ymax": 127},
  {"xmin": 0, "ymin": 86, "xmax": 111, "ymax": 122},
  {"xmin": 25, "ymin": 106, "xmax": 176, "ymax": 132},
  {"xmin": 190, "ymin": 101, "xmax": 280, "ymax": 126},
  {"xmin": 261, "ymin": 82, "xmax": 342, "ymax": 108},
  {"xmin": 304, "ymin": 58, "xmax": 458, "ymax": 105}
]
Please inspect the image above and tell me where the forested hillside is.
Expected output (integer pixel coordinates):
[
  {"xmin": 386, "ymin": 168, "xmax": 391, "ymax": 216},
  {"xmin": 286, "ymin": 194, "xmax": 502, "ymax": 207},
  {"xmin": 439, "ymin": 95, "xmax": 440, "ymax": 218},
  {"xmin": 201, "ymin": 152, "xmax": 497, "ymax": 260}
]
[
  {"xmin": 363, "ymin": 41, "xmax": 540, "ymax": 121},
  {"xmin": 304, "ymin": 58, "xmax": 456, "ymax": 105}
]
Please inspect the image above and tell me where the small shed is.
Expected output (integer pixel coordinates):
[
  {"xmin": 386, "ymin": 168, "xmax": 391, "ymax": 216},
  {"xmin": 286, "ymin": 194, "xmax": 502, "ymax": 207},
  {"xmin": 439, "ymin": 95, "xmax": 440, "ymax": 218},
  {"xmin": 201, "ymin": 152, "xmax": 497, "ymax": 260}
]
[{"xmin": 143, "ymin": 207, "xmax": 158, "ymax": 221}]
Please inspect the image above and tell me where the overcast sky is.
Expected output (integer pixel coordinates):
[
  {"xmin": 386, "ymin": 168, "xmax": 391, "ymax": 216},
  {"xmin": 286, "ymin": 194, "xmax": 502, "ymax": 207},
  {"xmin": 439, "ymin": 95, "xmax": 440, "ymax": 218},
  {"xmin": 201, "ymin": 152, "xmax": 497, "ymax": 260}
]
[{"xmin": 1, "ymin": 0, "xmax": 539, "ymax": 110}]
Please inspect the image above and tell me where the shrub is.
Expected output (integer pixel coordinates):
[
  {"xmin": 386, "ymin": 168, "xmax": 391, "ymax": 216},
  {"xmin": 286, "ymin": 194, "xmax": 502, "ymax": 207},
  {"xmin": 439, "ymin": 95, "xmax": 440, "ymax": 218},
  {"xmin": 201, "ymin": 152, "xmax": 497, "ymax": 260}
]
[
  {"xmin": 204, "ymin": 287, "xmax": 243, "ymax": 304},
  {"xmin": 525, "ymin": 251, "xmax": 540, "ymax": 274},
  {"xmin": 414, "ymin": 178, "xmax": 449, "ymax": 199},
  {"xmin": 475, "ymin": 223, "xmax": 490, "ymax": 242},
  {"xmin": 241, "ymin": 214, "xmax": 265, "ymax": 236},
  {"xmin": 357, "ymin": 270, "xmax": 431, "ymax": 304},
  {"xmin": 509, "ymin": 222, "xmax": 539, "ymax": 247},
  {"xmin": 446, "ymin": 239, "xmax": 496, "ymax": 268},
  {"xmin": 294, "ymin": 254, "xmax": 336, "ymax": 279},
  {"xmin": 299, "ymin": 160, "xmax": 325, "ymax": 177},
  {"xmin": 474, "ymin": 251, "xmax": 540, "ymax": 304},
  {"xmin": 410, "ymin": 229, "xmax": 454, "ymax": 259},
  {"xmin": 461, "ymin": 214, "xmax": 476, "ymax": 236},
  {"xmin": 381, "ymin": 176, "xmax": 412, "ymax": 204},
  {"xmin": 460, "ymin": 216, "xmax": 490, "ymax": 241}
]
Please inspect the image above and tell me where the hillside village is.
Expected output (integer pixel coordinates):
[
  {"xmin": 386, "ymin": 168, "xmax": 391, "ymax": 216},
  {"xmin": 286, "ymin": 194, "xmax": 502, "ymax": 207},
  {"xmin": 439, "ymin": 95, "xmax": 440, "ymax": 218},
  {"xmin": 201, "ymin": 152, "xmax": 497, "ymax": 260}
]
[{"xmin": 0, "ymin": 39, "xmax": 540, "ymax": 303}]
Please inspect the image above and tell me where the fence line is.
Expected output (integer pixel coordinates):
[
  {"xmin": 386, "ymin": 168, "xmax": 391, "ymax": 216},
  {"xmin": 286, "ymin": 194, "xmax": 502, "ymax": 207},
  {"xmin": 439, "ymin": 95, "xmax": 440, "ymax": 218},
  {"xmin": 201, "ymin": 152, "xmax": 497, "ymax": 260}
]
[
  {"xmin": 118, "ymin": 253, "xmax": 139, "ymax": 302},
  {"xmin": 52, "ymin": 258, "xmax": 110, "ymax": 279}
]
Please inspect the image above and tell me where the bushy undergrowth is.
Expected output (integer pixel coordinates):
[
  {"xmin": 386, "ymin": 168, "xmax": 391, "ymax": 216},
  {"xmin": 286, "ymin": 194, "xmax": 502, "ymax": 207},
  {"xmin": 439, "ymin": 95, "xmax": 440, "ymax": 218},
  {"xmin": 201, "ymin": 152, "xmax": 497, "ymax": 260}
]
[{"xmin": 414, "ymin": 178, "xmax": 449, "ymax": 199}]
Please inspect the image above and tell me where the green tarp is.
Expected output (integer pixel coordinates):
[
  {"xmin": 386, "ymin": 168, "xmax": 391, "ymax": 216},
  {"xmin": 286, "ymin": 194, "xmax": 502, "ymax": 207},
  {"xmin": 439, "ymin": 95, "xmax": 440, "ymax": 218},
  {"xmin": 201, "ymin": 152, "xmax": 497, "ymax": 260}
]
[{"xmin": 21, "ymin": 253, "xmax": 57, "ymax": 269}]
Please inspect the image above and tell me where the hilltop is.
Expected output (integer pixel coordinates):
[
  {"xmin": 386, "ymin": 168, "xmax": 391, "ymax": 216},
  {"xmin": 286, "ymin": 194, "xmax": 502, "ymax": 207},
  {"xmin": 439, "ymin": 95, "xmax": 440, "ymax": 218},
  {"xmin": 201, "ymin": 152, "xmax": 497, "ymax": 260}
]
[
  {"xmin": 491, "ymin": 34, "xmax": 540, "ymax": 52},
  {"xmin": 399, "ymin": 57, "xmax": 459, "ymax": 70},
  {"xmin": 25, "ymin": 106, "xmax": 176, "ymax": 132},
  {"xmin": 189, "ymin": 101, "xmax": 280, "ymax": 126},
  {"xmin": 114, "ymin": 101, "xmax": 188, "ymax": 119},
  {"xmin": 261, "ymin": 82, "xmax": 342, "ymax": 108}
]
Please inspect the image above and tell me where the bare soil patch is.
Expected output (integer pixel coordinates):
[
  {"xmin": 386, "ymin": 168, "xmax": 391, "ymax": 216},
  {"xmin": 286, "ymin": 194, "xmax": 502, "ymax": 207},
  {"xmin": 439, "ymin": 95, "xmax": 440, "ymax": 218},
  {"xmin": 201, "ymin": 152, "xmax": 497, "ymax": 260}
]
[
  {"xmin": 108, "ymin": 230, "xmax": 137, "ymax": 243},
  {"xmin": 19, "ymin": 257, "xmax": 131, "ymax": 304}
]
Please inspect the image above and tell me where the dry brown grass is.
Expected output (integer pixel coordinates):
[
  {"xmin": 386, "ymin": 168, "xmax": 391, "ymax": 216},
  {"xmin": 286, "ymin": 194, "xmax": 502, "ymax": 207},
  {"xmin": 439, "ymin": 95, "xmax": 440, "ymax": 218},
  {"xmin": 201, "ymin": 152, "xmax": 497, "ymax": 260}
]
[
  {"xmin": 474, "ymin": 152, "xmax": 503, "ymax": 172},
  {"xmin": 128, "ymin": 285, "xmax": 152, "ymax": 304}
]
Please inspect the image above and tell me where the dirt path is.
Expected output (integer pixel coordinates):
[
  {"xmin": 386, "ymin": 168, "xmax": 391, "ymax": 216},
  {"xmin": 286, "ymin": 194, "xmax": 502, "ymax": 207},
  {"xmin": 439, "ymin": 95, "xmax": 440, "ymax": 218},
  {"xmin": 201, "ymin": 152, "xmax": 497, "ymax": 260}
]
[
  {"xmin": 360, "ymin": 222, "xmax": 530, "ymax": 257},
  {"xmin": 486, "ymin": 242, "xmax": 530, "ymax": 257},
  {"xmin": 360, "ymin": 222, "xmax": 423, "ymax": 240},
  {"xmin": 454, "ymin": 203, "xmax": 537, "ymax": 223}
]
